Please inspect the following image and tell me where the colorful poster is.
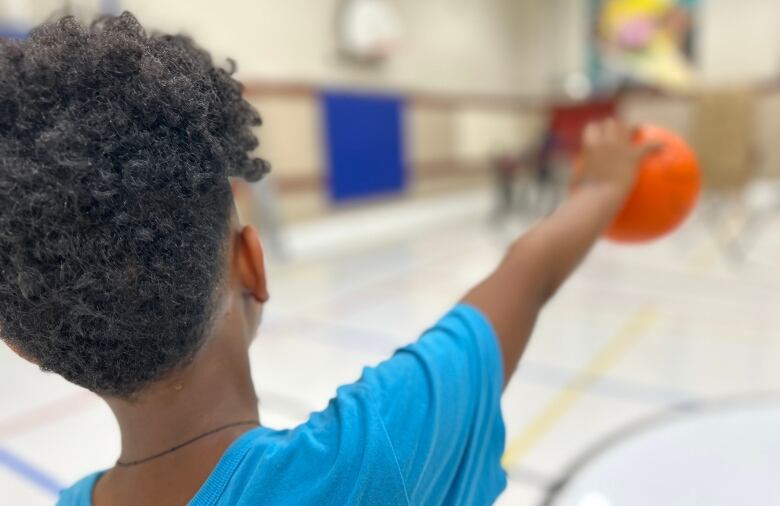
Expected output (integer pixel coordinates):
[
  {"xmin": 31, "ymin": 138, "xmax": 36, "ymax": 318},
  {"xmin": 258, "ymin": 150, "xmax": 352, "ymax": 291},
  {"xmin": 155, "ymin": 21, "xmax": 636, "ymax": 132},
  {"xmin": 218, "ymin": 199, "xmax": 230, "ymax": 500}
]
[{"xmin": 589, "ymin": 0, "xmax": 699, "ymax": 91}]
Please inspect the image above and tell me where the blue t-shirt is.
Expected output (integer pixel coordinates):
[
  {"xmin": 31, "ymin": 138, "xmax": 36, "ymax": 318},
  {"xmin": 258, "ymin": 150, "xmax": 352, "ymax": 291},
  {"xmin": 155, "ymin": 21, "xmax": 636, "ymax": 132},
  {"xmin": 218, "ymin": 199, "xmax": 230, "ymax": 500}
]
[{"xmin": 59, "ymin": 304, "xmax": 507, "ymax": 505}]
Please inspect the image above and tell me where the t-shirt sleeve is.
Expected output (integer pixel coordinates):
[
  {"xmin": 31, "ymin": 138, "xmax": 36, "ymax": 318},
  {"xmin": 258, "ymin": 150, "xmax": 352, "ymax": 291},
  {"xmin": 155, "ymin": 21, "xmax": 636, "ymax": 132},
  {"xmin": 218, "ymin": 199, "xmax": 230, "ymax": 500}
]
[
  {"xmin": 359, "ymin": 304, "xmax": 507, "ymax": 504},
  {"xmin": 208, "ymin": 305, "xmax": 506, "ymax": 505}
]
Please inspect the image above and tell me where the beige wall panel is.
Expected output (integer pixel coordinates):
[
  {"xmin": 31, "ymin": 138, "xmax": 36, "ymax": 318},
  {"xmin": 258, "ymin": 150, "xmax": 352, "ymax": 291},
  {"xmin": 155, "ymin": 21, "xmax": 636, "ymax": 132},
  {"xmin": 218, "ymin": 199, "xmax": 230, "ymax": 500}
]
[
  {"xmin": 755, "ymin": 91, "xmax": 780, "ymax": 178},
  {"xmin": 406, "ymin": 104, "xmax": 456, "ymax": 166},
  {"xmin": 248, "ymin": 95, "xmax": 323, "ymax": 179},
  {"xmin": 454, "ymin": 107, "xmax": 544, "ymax": 163}
]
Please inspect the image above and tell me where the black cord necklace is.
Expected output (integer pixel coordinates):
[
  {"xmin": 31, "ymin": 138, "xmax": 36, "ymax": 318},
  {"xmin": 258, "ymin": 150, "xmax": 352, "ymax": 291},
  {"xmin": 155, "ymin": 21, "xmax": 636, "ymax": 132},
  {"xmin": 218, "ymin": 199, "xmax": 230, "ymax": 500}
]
[{"xmin": 115, "ymin": 419, "xmax": 260, "ymax": 467}]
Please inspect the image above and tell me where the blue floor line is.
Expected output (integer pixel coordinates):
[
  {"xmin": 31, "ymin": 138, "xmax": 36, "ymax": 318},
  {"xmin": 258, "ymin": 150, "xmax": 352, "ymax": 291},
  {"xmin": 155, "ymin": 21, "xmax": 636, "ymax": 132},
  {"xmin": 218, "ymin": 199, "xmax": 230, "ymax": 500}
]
[{"xmin": 0, "ymin": 447, "xmax": 64, "ymax": 497}]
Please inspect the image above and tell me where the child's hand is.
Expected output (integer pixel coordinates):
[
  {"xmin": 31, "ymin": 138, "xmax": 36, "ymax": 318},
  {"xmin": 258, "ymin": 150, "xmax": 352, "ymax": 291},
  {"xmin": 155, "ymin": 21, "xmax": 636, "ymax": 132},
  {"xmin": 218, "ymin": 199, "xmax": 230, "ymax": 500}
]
[{"xmin": 575, "ymin": 119, "xmax": 658, "ymax": 198}]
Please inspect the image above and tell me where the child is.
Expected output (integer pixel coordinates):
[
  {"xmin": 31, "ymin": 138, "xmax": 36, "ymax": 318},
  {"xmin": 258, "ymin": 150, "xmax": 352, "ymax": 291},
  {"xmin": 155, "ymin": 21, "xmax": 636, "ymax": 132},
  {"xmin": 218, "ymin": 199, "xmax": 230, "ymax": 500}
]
[{"xmin": 0, "ymin": 13, "xmax": 653, "ymax": 506}]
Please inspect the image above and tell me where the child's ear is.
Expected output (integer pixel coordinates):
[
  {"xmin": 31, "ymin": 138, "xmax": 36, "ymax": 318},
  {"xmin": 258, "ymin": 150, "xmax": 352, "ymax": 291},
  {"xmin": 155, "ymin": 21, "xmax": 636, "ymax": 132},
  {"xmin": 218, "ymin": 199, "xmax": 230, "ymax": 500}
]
[
  {"xmin": 235, "ymin": 225, "xmax": 269, "ymax": 303},
  {"xmin": 3, "ymin": 340, "xmax": 38, "ymax": 365}
]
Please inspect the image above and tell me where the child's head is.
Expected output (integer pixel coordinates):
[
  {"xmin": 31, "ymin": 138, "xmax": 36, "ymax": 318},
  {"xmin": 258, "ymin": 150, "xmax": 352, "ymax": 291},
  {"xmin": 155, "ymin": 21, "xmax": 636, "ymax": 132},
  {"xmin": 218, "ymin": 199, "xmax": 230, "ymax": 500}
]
[{"xmin": 0, "ymin": 13, "xmax": 269, "ymax": 398}]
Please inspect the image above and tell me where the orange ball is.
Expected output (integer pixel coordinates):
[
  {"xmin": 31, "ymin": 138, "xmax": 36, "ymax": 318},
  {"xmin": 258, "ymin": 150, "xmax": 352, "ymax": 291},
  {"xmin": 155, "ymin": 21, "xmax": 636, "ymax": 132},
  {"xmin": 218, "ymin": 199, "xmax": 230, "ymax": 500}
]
[{"xmin": 604, "ymin": 125, "xmax": 701, "ymax": 243}]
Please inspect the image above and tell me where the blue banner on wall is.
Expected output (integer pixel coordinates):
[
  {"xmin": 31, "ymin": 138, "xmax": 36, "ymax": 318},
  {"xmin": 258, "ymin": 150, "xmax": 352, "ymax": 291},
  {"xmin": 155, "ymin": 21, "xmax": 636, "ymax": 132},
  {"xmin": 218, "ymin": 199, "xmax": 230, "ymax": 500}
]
[{"xmin": 322, "ymin": 91, "xmax": 407, "ymax": 203}]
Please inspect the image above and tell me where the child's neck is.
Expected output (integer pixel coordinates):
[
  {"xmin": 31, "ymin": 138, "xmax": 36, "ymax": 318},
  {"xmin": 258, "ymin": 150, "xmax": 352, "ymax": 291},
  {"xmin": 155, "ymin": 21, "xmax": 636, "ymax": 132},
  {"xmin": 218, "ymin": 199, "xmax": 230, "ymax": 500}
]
[
  {"xmin": 105, "ymin": 329, "xmax": 259, "ymax": 467},
  {"xmin": 93, "ymin": 295, "xmax": 264, "ymax": 505},
  {"xmin": 94, "ymin": 329, "xmax": 260, "ymax": 505}
]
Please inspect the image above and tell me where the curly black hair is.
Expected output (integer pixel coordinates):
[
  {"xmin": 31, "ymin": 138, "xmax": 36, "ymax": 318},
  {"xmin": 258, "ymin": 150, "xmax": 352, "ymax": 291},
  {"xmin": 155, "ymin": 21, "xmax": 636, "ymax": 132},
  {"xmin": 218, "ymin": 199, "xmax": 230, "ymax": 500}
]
[{"xmin": 0, "ymin": 12, "xmax": 269, "ymax": 397}]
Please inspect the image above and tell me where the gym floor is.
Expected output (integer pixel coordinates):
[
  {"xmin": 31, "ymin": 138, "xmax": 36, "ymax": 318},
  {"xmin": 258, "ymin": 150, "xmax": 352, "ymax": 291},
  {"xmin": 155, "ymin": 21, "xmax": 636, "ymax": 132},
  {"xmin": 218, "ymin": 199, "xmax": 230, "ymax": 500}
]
[{"xmin": 3, "ymin": 187, "xmax": 780, "ymax": 505}]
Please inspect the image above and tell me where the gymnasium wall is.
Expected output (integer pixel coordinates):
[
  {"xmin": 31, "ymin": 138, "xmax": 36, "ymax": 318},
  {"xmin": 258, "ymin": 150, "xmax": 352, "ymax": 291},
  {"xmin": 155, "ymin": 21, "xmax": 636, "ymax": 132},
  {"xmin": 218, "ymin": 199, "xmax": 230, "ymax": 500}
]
[
  {"xmin": 5, "ymin": 1, "xmax": 780, "ymax": 222},
  {"xmin": 119, "ymin": 0, "xmax": 544, "ymax": 97},
  {"xmin": 245, "ymin": 88, "xmax": 543, "ymax": 220},
  {"xmin": 114, "ymin": 0, "xmax": 550, "ymax": 220}
]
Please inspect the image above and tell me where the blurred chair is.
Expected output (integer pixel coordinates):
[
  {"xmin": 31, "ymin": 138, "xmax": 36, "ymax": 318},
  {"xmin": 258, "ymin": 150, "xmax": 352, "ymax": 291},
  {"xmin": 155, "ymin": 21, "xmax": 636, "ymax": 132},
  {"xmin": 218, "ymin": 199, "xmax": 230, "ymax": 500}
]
[
  {"xmin": 548, "ymin": 98, "xmax": 618, "ymax": 159},
  {"xmin": 491, "ymin": 152, "xmax": 521, "ymax": 219},
  {"xmin": 491, "ymin": 127, "xmax": 564, "ymax": 221},
  {"xmin": 537, "ymin": 98, "xmax": 618, "ymax": 215},
  {"xmin": 491, "ymin": 98, "xmax": 619, "ymax": 221}
]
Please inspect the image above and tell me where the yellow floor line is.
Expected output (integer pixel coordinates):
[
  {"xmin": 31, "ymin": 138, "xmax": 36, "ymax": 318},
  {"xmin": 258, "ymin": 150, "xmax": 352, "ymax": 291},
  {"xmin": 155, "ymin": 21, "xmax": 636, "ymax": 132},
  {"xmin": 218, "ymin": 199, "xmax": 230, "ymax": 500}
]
[
  {"xmin": 501, "ymin": 306, "xmax": 661, "ymax": 470},
  {"xmin": 502, "ymin": 208, "xmax": 748, "ymax": 471}
]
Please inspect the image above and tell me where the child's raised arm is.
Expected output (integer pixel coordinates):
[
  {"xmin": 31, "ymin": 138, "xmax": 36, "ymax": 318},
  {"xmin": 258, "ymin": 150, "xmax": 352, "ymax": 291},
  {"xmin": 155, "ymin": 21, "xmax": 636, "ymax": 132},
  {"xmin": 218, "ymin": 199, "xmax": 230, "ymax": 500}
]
[{"xmin": 463, "ymin": 119, "xmax": 657, "ymax": 387}]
